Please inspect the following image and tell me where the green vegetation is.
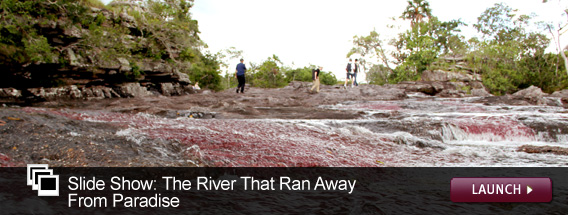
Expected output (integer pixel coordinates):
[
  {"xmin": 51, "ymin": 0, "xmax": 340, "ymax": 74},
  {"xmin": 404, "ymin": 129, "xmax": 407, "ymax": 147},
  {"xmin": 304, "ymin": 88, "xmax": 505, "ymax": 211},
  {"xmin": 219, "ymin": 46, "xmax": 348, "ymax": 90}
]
[
  {"xmin": 230, "ymin": 55, "xmax": 335, "ymax": 89},
  {"xmin": 248, "ymin": 55, "xmax": 287, "ymax": 88},
  {"xmin": 245, "ymin": 56, "xmax": 337, "ymax": 88},
  {"xmin": 80, "ymin": 0, "xmax": 107, "ymax": 9},
  {"xmin": 1, "ymin": 0, "xmax": 338, "ymax": 91},
  {"xmin": 468, "ymin": 3, "xmax": 565, "ymax": 95},
  {"xmin": 189, "ymin": 52, "xmax": 222, "ymax": 91},
  {"xmin": 0, "ymin": 0, "xmax": 222, "ymax": 88},
  {"xmin": 217, "ymin": 54, "xmax": 337, "ymax": 90},
  {"xmin": 284, "ymin": 65, "xmax": 337, "ymax": 86},
  {"xmin": 0, "ymin": 0, "xmax": 60, "ymax": 66},
  {"xmin": 9, "ymin": 0, "xmax": 561, "ymax": 94},
  {"xmin": 350, "ymin": 0, "xmax": 568, "ymax": 95}
]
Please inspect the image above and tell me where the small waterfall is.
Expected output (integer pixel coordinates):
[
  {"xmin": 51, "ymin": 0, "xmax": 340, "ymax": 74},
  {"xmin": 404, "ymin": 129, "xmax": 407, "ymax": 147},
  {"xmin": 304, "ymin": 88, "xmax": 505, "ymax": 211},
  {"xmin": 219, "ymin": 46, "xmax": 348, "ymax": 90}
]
[{"xmin": 440, "ymin": 118, "xmax": 537, "ymax": 143}]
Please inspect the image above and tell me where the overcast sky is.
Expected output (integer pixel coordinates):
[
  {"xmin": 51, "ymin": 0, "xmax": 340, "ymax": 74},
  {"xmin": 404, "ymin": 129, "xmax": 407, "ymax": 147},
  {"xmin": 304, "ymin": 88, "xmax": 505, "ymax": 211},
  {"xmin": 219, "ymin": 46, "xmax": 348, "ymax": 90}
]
[{"xmin": 101, "ymin": 0, "xmax": 567, "ymax": 81}]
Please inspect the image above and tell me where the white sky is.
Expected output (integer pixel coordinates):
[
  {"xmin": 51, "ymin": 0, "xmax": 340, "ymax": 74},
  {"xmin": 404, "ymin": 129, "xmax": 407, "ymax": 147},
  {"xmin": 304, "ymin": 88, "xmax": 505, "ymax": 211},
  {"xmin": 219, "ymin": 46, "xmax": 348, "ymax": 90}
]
[{"xmin": 101, "ymin": 0, "xmax": 568, "ymax": 81}]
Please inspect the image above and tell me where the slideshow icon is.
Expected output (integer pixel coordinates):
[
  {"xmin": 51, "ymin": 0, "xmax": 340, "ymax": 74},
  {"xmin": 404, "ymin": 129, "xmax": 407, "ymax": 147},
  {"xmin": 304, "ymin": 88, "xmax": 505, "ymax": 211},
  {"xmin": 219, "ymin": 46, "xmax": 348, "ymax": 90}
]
[{"xmin": 26, "ymin": 164, "xmax": 59, "ymax": 196}]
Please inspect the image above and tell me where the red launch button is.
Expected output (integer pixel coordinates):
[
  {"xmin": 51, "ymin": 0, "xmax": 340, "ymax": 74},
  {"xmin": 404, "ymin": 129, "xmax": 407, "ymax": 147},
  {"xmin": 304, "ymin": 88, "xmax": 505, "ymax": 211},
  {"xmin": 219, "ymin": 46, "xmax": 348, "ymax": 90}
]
[{"xmin": 451, "ymin": 178, "xmax": 552, "ymax": 202}]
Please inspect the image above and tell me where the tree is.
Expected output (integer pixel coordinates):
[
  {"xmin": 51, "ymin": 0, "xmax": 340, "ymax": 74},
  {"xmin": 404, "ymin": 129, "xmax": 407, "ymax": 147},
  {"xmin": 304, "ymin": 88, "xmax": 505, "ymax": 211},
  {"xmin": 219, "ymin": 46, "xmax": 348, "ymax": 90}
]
[
  {"xmin": 283, "ymin": 66, "xmax": 338, "ymax": 85},
  {"xmin": 389, "ymin": 16, "xmax": 465, "ymax": 83},
  {"xmin": 215, "ymin": 47, "xmax": 243, "ymax": 89},
  {"xmin": 350, "ymin": 1, "xmax": 464, "ymax": 84},
  {"xmin": 284, "ymin": 67, "xmax": 313, "ymax": 83},
  {"xmin": 469, "ymin": 3, "xmax": 554, "ymax": 95},
  {"xmin": 349, "ymin": 30, "xmax": 395, "ymax": 74},
  {"xmin": 542, "ymin": 0, "xmax": 568, "ymax": 76},
  {"xmin": 189, "ymin": 52, "xmax": 222, "ymax": 91},
  {"xmin": 250, "ymin": 55, "xmax": 287, "ymax": 88},
  {"xmin": 365, "ymin": 64, "xmax": 391, "ymax": 85},
  {"xmin": 401, "ymin": 0, "xmax": 432, "ymax": 27},
  {"xmin": 141, "ymin": 0, "xmax": 202, "ymax": 63}
]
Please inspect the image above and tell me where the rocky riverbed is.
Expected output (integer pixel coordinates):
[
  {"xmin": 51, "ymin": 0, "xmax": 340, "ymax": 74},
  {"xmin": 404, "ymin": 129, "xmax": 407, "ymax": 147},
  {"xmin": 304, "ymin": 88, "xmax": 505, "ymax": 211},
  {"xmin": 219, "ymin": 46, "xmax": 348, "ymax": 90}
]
[{"xmin": 1, "ymin": 83, "xmax": 567, "ymax": 167}]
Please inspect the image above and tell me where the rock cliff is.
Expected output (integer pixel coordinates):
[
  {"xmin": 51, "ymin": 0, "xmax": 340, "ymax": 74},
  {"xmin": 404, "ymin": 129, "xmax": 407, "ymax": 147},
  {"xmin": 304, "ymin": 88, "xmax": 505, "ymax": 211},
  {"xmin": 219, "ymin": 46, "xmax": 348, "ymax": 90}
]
[{"xmin": 0, "ymin": 1, "xmax": 200, "ymax": 103}]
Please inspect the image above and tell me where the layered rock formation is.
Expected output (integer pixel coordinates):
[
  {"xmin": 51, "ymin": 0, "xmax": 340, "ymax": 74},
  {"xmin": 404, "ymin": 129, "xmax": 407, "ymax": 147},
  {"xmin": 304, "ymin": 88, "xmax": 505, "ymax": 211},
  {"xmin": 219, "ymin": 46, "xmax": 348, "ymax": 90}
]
[
  {"xmin": 0, "ymin": 2, "xmax": 197, "ymax": 103},
  {"xmin": 395, "ymin": 70, "xmax": 489, "ymax": 98},
  {"xmin": 392, "ymin": 56, "xmax": 491, "ymax": 97}
]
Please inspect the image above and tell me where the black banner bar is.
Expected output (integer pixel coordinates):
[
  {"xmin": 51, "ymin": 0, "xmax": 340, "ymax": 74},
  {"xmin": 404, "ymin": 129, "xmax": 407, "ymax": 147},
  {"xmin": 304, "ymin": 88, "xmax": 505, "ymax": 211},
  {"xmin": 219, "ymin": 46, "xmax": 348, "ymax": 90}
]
[{"xmin": 1, "ymin": 167, "xmax": 567, "ymax": 214}]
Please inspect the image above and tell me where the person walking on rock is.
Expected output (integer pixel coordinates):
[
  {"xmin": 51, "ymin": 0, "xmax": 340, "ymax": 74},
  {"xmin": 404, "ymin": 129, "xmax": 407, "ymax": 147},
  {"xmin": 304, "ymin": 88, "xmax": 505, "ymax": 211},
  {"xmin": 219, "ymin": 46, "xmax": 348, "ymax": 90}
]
[
  {"xmin": 353, "ymin": 59, "xmax": 359, "ymax": 86},
  {"xmin": 310, "ymin": 66, "xmax": 323, "ymax": 93},
  {"xmin": 235, "ymin": 58, "xmax": 246, "ymax": 93},
  {"xmin": 343, "ymin": 59, "xmax": 354, "ymax": 89}
]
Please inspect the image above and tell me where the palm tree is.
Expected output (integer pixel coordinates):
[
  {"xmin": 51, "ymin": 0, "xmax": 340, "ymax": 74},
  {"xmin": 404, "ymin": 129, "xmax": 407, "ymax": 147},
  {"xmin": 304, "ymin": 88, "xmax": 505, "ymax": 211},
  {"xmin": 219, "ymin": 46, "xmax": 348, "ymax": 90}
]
[{"xmin": 401, "ymin": 0, "xmax": 433, "ymax": 27}]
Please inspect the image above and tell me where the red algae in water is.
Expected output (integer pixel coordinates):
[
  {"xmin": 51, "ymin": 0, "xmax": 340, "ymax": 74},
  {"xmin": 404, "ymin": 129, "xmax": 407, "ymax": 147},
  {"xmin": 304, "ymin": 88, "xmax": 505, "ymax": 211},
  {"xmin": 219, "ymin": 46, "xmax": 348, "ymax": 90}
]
[
  {"xmin": 450, "ymin": 116, "xmax": 536, "ymax": 141},
  {"xmin": 23, "ymin": 108, "xmax": 393, "ymax": 167}
]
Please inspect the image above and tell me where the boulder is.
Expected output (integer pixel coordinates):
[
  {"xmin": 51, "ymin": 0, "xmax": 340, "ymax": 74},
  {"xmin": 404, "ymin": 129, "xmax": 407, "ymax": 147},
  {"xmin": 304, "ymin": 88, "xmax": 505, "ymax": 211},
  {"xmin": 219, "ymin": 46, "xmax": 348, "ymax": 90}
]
[
  {"xmin": 513, "ymin": 86, "xmax": 549, "ymax": 105},
  {"xmin": 513, "ymin": 86, "xmax": 547, "ymax": 98},
  {"xmin": 0, "ymin": 88, "xmax": 22, "ymax": 98},
  {"xmin": 117, "ymin": 58, "xmax": 131, "ymax": 72},
  {"xmin": 119, "ymin": 12, "xmax": 136, "ymax": 28},
  {"xmin": 421, "ymin": 70, "xmax": 479, "ymax": 82},
  {"xmin": 159, "ymin": 83, "xmax": 186, "ymax": 96},
  {"xmin": 398, "ymin": 81, "xmax": 440, "ymax": 96},
  {"xmin": 172, "ymin": 71, "xmax": 191, "ymax": 84},
  {"xmin": 27, "ymin": 86, "xmax": 82, "ymax": 100},
  {"xmin": 551, "ymin": 90, "xmax": 568, "ymax": 106},
  {"xmin": 551, "ymin": 89, "xmax": 568, "ymax": 98},
  {"xmin": 117, "ymin": 83, "xmax": 152, "ymax": 97},
  {"xmin": 160, "ymin": 83, "xmax": 175, "ymax": 96},
  {"xmin": 138, "ymin": 59, "xmax": 175, "ymax": 75},
  {"xmin": 27, "ymin": 87, "xmax": 58, "ymax": 100},
  {"xmin": 63, "ymin": 25, "xmax": 82, "ymax": 39},
  {"xmin": 67, "ymin": 85, "xmax": 82, "ymax": 99},
  {"xmin": 99, "ymin": 59, "xmax": 121, "ymax": 70},
  {"xmin": 396, "ymin": 80, "xmax": 489, "ymax": 98},
  {"xmin": 471, "ymin": 88, "xmax": 492, "ymax": 97},
  {"xmin": 438, "ymin": 89, "xmax": 466, "ymax": 98},
  {"xmin": 469, "ymin": 81, "xmax": 485, "ymax": 89},
  {"xmin": 82, "ymin": 86, "xmax": 120, "ymax": 100},
  {"xmin": 65, "ymin": 48, "xmax": 82, "ymax": 67}
]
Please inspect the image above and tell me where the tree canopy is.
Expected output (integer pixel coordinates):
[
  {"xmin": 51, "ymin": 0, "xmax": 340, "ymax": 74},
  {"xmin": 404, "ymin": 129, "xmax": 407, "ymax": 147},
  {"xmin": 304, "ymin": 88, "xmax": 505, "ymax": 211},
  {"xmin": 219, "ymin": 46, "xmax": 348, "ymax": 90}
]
[{"xmin": 350, "ymin": 0, "xmax": 567, "ymax": 94}]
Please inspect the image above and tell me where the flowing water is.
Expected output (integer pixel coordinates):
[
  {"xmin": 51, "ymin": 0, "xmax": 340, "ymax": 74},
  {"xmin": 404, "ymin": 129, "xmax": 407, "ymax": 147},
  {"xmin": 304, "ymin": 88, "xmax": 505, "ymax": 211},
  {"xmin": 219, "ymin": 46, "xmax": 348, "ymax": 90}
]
[{"xmin": 22, "ymin": 95, "xmax": 568, "ymax": 167}]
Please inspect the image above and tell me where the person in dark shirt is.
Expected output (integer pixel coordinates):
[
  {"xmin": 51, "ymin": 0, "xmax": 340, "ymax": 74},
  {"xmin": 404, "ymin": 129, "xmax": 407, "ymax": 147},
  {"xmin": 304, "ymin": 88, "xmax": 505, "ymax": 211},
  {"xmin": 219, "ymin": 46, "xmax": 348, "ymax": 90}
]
[
  {"xmin": 310, "ymin": 66, "xmax": 323, "ymax": 93},
  {"xmin": 235, "ymin": 58, "xmax": 246, "ymax": 93},
  {"xmin": 343, "ymin": 59, "xmax": 354, "ymax": 89}
]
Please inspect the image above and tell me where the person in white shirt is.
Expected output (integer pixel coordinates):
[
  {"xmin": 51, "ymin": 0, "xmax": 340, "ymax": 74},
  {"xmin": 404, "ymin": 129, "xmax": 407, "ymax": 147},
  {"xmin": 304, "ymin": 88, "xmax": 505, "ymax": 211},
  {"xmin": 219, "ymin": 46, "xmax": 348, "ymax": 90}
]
[{"xmin": 353, "ymin": 59, "xmax": 360, "ymax": 86}]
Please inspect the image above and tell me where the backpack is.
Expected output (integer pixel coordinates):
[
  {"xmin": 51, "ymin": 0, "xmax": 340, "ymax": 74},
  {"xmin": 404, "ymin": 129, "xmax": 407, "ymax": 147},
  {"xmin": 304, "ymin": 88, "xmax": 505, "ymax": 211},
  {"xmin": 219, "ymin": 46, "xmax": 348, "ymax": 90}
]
[{"xmin": 312, "ymin": 69, "xmax": 319, "ymax": 80}]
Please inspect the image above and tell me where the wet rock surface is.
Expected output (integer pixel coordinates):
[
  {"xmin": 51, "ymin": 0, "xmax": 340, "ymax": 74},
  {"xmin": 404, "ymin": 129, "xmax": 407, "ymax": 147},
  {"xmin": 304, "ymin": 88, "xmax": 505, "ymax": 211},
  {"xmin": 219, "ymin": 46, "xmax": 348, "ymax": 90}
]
[
  {"xmin": 40, "ymin": 83, "xmax": 408, "ymax": 119},
  {"xmin": 518, "ymin": 145, "xmax": 568, "ymax": 156},
  {"xmin": 1, "ymin": 83, "xmax": 567, "ymax": 167},
  {"xmin": 0, "ymin": 108, "xmax": 198, "ymax": 167}
]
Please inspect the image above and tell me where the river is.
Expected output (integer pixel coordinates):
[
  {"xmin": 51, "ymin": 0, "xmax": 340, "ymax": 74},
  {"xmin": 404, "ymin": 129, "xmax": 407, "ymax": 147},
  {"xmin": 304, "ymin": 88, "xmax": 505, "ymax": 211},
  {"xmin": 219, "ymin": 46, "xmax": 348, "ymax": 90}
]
[{"xmin": 19, "ymin": 94, "xmax": 568, "ymax": 167}]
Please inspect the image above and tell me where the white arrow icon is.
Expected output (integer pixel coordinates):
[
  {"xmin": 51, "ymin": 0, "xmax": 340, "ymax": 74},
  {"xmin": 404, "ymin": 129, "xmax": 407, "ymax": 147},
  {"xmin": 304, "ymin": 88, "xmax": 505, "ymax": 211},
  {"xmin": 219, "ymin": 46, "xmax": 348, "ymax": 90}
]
[{"xmin": 527, "ymin": 185, "xmax": 533, "ymax": 194}]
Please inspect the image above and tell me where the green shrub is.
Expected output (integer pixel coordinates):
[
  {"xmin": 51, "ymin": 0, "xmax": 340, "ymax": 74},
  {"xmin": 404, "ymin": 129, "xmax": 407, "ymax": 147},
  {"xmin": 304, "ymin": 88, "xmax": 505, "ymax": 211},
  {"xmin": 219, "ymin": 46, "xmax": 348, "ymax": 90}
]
[
  {"xmin": 80, "ymin": 0, "xmax": 107, "ymax": 9},
  {"xmin": 319, "ymin": 71, "xmax": 338, "ymax": 85},
  {"xmin": 23, "ymin": 32, "xmax": 56, "ymax": 63}
]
